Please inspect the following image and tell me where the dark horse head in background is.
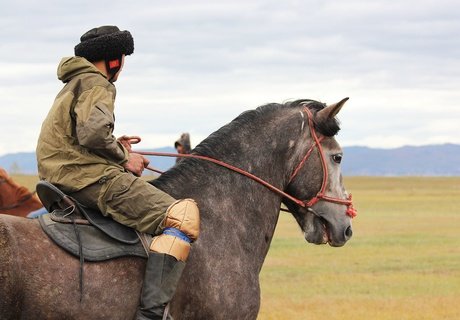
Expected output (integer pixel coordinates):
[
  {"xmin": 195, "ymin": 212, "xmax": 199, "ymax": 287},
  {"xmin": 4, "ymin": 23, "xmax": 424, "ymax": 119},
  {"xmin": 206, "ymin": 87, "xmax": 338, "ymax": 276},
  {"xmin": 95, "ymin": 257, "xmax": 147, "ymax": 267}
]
[{"xmin": 0, "ymin": 98, "xmax": 355, "ymax": 320}]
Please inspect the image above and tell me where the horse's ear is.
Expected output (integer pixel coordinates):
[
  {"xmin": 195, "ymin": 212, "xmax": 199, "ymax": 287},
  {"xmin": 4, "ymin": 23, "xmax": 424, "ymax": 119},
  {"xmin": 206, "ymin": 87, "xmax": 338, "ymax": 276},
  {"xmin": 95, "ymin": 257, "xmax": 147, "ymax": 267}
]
[{"xmin": 317, "ymin": 97, "xmax": 349, "ymax": 121}]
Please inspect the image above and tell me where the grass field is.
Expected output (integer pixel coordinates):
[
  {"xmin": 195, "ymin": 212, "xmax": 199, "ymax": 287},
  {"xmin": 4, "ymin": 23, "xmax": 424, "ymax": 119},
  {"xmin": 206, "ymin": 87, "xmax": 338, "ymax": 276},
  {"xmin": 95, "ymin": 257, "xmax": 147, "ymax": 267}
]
[
  {"xmin": 258, "ymin": 177, "xmax": 460, "ymax": 320},
  {"xmin": 11, "ymin": 175, "xmax": 460, "ymax": 319}
]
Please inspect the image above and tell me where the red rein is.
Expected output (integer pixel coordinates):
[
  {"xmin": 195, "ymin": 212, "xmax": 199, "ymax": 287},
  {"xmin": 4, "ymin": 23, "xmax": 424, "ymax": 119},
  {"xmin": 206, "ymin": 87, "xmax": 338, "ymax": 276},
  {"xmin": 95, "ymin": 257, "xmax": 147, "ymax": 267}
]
[{"xmin": 134, "ymin": 107, "xmax": 356, "ymax": 218}]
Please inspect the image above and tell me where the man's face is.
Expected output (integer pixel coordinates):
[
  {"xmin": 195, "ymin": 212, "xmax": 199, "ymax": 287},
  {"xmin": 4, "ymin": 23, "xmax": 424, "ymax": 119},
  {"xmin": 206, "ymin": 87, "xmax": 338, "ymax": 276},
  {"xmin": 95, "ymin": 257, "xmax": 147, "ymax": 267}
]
[
  {"xmin": 111, "ymin": 55, "xmax": 125, "ymax": 82},
  {"xmin": 176, "ymin": 145, "xmax": 184, "ymax": 154}
]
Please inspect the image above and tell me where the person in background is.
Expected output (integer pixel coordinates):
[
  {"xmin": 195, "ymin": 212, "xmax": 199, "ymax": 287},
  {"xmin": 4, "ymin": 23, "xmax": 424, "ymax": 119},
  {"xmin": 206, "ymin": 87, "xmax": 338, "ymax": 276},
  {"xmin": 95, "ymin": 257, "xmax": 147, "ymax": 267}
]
[
  {"xmin": 174, "ymin": 133, "xmax": 191, "ymax": 163},
  {"xmin": 36, "ymin": 26, "xmax": 200, "ymax": 319}
]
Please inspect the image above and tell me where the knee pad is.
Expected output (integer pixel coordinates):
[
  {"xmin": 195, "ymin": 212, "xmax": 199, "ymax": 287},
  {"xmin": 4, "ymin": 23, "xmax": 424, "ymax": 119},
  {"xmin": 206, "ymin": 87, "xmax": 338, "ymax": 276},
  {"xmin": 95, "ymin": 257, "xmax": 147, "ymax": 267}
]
[{"xmin": 149, "ymin": 199, "xmax": 200, "ymax": 261}]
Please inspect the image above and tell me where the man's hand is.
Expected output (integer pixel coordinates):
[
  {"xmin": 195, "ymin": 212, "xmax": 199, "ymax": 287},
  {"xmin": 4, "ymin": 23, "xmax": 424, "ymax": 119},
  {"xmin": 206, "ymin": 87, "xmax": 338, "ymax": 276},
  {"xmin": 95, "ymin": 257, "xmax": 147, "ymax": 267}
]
[
  {"xmin": 123, "ymin": 153, "xmax": 150, "ymax": 177},
  {"xmin": 117, "ymin": 135, "xmax": 141, "ymax": 152}
]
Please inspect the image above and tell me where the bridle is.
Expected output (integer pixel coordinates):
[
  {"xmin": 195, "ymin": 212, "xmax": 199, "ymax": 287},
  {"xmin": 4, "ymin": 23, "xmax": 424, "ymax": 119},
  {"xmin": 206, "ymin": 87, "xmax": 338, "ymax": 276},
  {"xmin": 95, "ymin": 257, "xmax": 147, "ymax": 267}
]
[
  {"xmin": 134, "ymin": 105, "xmax": 356, "ymax": 218},
  {"xmin": 287, "ymin": 106, "xmax": 357, "ymax": 217}
]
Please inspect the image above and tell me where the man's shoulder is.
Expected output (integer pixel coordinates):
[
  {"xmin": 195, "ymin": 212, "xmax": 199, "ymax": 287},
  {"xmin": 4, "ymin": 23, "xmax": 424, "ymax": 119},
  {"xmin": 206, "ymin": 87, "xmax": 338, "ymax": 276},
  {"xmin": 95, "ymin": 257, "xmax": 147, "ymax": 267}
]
[
  {"xmin": 76, "ymin": 72, "xmax": 111, "ymax": 86},
  {"xmin": 68, "ymin": 72, "xmax": 115, "ymax": 95}
]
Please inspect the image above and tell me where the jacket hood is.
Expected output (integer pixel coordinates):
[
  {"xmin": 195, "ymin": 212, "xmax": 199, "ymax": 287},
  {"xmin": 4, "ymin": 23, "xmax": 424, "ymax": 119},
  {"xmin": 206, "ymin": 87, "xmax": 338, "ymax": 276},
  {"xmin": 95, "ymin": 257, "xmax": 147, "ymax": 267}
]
[{"xmin": 57, "ymin": 56, "xmax": 106, "ymax": 83}]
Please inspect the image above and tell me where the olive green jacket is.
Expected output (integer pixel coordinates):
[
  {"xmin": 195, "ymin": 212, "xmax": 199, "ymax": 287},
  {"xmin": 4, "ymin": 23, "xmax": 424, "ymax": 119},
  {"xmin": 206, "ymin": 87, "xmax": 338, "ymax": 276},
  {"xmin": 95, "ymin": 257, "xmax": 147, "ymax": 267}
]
[{"xmin": 37, "ymin": 57, "xmax": 129, "ymax": 193}]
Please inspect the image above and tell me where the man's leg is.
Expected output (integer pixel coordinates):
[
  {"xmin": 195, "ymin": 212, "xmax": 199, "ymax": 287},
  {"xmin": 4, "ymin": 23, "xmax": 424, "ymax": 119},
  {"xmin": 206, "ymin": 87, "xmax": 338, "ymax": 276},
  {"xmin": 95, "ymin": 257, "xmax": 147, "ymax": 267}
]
[
  {"xmin": 92, "ymin": 173, "xmax": 200, "ymax": 319},
  {"xmin": 136, "ymin": 198, "xmax": 200, "ymax": 320},
  {"xmin": 97, "ymin": 173, "xmax": 177, "ymax": 235}
]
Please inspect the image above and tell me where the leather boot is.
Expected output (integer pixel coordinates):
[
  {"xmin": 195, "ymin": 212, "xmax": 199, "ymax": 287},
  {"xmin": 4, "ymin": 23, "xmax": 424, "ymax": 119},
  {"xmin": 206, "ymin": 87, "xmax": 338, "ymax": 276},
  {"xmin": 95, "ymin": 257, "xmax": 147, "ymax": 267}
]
[{"xmin": 135, "ymin": 252, "xmax": 186, "ymax": 320}]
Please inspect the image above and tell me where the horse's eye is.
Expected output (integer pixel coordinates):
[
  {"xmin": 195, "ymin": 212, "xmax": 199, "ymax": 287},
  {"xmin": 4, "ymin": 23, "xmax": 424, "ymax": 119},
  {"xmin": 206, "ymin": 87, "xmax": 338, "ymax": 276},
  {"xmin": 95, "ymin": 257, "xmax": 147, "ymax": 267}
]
[{"xmin": 331, "ymin": 154, "xmax": 342, "ymax": 164}]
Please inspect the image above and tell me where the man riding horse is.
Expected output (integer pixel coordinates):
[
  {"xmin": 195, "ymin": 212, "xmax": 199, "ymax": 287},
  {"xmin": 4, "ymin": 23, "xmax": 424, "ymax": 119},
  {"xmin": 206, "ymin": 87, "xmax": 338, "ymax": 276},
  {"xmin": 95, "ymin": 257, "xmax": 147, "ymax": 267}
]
[{"xmin": 36, "ymin": 25, "xmax": 200, "ymax": 319}]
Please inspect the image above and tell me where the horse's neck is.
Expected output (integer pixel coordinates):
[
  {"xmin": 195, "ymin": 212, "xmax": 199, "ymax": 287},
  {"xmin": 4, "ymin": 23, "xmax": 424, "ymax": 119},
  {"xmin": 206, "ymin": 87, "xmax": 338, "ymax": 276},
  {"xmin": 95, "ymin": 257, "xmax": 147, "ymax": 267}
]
[
  {"xmin": 154, "ymin": 151, "xmax": 286, "ymax": 219},
  {"xmin": 154, "ymin": 108, "xmax": 299, "ymax": 215},
  {"xmin": 152, "ymin": 109, "xmax": 303, "ymax": 265},
  {"xmin": 153, "ymin": 162, "xmax": 282, "ymax": 269}
]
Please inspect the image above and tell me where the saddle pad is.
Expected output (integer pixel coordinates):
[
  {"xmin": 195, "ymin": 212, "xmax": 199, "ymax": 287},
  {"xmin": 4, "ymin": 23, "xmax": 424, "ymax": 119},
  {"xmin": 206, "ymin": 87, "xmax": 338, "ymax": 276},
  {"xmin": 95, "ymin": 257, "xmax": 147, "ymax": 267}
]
[{"xmin": 39, "ymin": 213, "xmax": 148, "ymax": 262}]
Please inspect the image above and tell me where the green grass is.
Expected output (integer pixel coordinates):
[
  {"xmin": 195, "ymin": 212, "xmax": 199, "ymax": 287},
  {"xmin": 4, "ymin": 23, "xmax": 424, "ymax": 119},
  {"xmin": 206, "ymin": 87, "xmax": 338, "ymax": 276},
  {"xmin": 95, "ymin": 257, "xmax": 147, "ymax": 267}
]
[
  {"xmin": 9, "ymin": 174, "xmax": 40, "ymax": 191},
  {"xmin": 12, "ymin": 175, "xmax": 460, "ymax": 319},
  {"xmin": 258, "ymin": 177, "xmax": 460, "ymax": 320}
]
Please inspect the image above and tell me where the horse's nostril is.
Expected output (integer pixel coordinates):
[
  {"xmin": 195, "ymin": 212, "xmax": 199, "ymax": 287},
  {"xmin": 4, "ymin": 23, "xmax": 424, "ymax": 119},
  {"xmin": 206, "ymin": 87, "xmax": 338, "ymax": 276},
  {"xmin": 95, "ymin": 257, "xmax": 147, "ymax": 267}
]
[{"xmin": 344, "ymin": 226, "xmax": 353, "ymax": 239}]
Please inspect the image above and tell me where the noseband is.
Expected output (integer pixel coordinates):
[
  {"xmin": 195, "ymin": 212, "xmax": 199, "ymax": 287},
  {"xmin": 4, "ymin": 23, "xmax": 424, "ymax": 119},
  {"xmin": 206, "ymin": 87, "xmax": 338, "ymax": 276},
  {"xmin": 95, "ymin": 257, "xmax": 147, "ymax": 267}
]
[{"xmin": 135, "ymin": 106, "xmax": 356, "ymax": 218}]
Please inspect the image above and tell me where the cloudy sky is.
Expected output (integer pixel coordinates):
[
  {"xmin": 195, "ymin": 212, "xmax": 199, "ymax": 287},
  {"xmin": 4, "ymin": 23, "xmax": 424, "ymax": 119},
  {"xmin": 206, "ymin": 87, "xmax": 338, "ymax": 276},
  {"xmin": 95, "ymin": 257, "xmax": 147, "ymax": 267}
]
[{"xmin": 1, "ymin": 0, "xmax": 459, "ymax": 156}]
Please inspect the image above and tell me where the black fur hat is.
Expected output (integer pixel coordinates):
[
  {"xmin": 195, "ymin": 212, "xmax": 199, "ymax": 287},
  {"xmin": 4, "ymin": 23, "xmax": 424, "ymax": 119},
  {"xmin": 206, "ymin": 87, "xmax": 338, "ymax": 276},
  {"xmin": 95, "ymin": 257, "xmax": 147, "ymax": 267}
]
[{"xmin": 74, "ymin": 25, "xmax": 134, "ymax": 62}]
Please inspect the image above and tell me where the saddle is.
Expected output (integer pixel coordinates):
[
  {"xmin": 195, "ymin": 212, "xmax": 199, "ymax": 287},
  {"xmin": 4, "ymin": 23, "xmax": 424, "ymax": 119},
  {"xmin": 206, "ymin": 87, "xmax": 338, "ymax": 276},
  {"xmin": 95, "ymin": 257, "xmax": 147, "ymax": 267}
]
[{"xmin": 36, "ymin": 181, "xmax": 149, "ymax": 261}]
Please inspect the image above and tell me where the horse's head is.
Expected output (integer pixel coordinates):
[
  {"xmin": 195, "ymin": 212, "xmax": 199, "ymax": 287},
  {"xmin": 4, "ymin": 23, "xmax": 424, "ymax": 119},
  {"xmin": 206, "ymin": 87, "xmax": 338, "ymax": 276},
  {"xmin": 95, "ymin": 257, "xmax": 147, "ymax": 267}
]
[{"xmin": 283, "ymin": 98, "xmax": 355, "ymax": 247}]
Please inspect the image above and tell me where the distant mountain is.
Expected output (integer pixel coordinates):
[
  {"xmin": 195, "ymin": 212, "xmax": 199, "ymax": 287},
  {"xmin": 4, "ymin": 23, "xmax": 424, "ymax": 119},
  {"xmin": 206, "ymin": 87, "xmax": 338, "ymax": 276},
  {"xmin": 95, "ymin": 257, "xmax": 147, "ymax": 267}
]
[
  {"xmin": 1, "ymin": 144, "xmax": 459, "ymax": 176},
  {"xmin": 341, "ymin": 143, "xmax": 460, "ymax": 176},
  {"xmin": 0, "ymin": 152, "xmax": 40, "ymax": 175},
  {"xmin": 0, "ymin": 147, "xmax": 177, "ymax": 175}
]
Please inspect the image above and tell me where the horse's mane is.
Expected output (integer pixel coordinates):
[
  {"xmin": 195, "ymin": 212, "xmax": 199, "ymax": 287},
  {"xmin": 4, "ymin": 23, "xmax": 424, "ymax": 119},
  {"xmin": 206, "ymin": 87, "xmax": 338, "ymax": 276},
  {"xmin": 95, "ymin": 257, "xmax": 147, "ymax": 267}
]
[
  {"xmin": 152, "ymin": 99, "xmax": 340, "ymax": 190},
  {"xmin": 196, "ymin": 99, "xmax": 341, "ymax": 155}
]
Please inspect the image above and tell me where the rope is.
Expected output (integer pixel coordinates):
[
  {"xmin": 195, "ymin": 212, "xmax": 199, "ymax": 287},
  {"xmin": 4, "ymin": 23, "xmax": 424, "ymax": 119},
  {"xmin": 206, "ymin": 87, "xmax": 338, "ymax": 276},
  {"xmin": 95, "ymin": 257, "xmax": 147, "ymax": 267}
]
[{"xmin": 134, "ymin": 150, "xmax": 307, "ymax": 207}]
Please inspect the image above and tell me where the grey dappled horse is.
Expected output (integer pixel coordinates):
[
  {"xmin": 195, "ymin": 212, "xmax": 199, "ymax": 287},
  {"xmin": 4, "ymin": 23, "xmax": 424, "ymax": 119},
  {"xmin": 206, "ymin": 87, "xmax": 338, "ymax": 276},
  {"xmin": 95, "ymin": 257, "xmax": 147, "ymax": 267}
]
[{"xmin": 0, "ymin": 99, "xmax": 354, "ymax": 319}]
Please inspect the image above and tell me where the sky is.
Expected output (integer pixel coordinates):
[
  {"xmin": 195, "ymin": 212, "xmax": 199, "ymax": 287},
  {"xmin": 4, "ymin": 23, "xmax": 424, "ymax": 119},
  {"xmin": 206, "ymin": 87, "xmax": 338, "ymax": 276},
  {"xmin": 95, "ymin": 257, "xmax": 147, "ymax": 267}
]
[{"xmin": 0, "ymin": 0, "xmax": 459, "ymax": 156}]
